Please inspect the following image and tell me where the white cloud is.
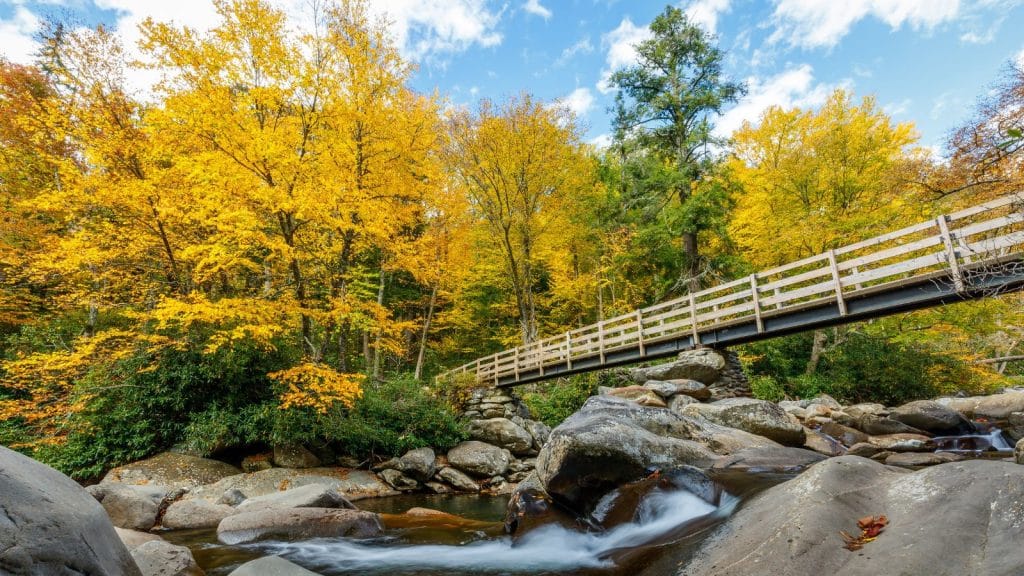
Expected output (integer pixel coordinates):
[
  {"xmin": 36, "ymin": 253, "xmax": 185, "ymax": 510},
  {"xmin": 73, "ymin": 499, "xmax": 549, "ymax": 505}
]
[
  {"xmin": 715, "ymin": 64, "xmax": 841, "ymax": 137},
  {"xmin": 769, "ymin": 0, "xmax": 960, "ymax": 50},
  {"xmin": 597, "ymin": 17, "xmax": 651, "ymax": 93},
  {"xmin": 369, "ymin": 0, "xmax": 504, "ymax": 59},
  {"xmin": 522, "ymin": 0, "xmax": 552, "ymax": 20},
  {"xmin": 554, "ymin": 36, "xmax": 593, "ymax": 67},
  {"xmin": 883, "ymin": 98, "xmax": 912, "ymax": 117},
  {"xmin": 589, "ymin": 133, "xmax": 613, "ymax": 149},
  {"xmin": 0, "ymin": 6, "xmax": 42, "ymax": 64},
  {"xmin": 552, "ymin": 87, "xmax": 595, "ymax": 117},
  {"xmin": 1016, "ymin": 47, "xmax": 1024, "ymax": 69},
  {"xmin": 685, "ymin": 0, "xmax": 731, "ymax": 34}
]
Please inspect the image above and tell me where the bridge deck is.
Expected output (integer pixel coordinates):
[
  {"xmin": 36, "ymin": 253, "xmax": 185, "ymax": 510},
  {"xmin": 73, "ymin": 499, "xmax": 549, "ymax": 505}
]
[{"xmin": 439, "ymin": 195, "xmax": 1024, "ymax": 387}]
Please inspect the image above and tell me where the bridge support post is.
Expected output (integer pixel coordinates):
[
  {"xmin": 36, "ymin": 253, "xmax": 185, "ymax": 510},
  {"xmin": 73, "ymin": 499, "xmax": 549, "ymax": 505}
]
[
  {"xmin": 749, "ymin": 274, "xmax": 764, "ymax": 333},
  {"xmin": 636, "ymin": 309, "xmax": 646, "ymax": 357},
  {"xmin": 827, "ymin": 249, "xmax": 847, "ymax": 316},
  {"xmin": 937, "ymin": 215, "xmax": 965, "ymax": 292},
  {"xmin": 565, "ymin": 332, "xmax": 572, "ymax": 370},
  {"xmin": 688, "ymin": 292, "xmax": 701, "ymax": 347}
]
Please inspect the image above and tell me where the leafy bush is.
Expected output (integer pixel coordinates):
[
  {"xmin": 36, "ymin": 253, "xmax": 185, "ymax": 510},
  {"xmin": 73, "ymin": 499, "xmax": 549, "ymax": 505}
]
[
  {"xmin": 318, "ymin": 374, "xmax": 467, "ymax": 459},
  {"xmin": 749, "ymin": 375, "xmax": 785, "ymax": 402},
  {"xmin": 522, "ymin": 373, "xmax": 598, "ymax": 427}
]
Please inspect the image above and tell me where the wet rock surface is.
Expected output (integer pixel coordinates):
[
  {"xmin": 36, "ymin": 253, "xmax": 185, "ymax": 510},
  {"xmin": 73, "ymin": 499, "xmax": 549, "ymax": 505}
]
[
  {"xmin": 216, "ymin": 507, "xmax": 383, "ymax": 545},
  {"xmin": 101, "ymin": 452, "xmax": 241, "ymax": 490}
]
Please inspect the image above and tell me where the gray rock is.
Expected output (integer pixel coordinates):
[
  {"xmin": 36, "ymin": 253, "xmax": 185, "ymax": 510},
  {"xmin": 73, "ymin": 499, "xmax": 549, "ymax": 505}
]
[
  {"xmin": 682, "ymin": 398, "xmax": 805, "ymax": 446},
  {"xmin": 523, "ymin": 419, "xmax": 552, "ymax": 448},
  {"xmin": 884, "ymin": 452, "xmax": 963, "ymax": 468},
  {"xmin": 394, "ymin": 447, "xmax": 436, "ymax": 481},
  {"xmin": 0, "ymin": 447, "xmax": 142, "ymax": 575},
  {"xmin": 867, "ymin": 433, "xmax": 935, "ymax": 452},
  {"xmin": 425, "ymin": 481, "xmax": 452, "ymax": 494},
  {"xmin": 437, "ymin": 467, "xmax": 480, "ymax": 492},
  {"xmin": 185, "ymin": 468, "xmax": 397, "ymax": 503},
  {"xmin": 1005, "ymin": 412, "xmax": 1024, "ymax": 442},
  {"xmin": 87, "ymin": 483, "xmax": 171, "ymax": 531},
  {"xmin": 468, "ymin": 418, "xmax": 535, "ymax": 455},
  {"xmin": 843, "ymin": 403, "xmax": 888, "ymax": 418},
  {"xmin": 629, "ymin": 348, "xmax": 726, "ymax": 385},
  {"xmin": 241, "ymin": 454, "xmax": 273, "ymax": 473},
  {"xmin": 668, "ymin": 394, "xmax": 698, "ymax": 412},
  {"xmin": 816, "ymin": 421, "xmax": 869, "ymax": 447},
  {"xmin": 217, "ymin": 508, "xmax": 383, "ymax": 545},
  {"xmin": 890, "ymin": 400, "xmax": 972, "ymax": 434},
  {"xmin": 937, "ymin": 390, "xmax": 1024, "ymax": 419},
  {"xmin": 710, "ymin": 446, "xmax": 826, "ymax": 475},
  {"xmin": 536, "ymin": 396, "xmax": 716, "ymax": 514},
  {"xmin": 229, "ymin": 556, "xmax": 321, "ymax": 575},
  {"xmin": 856, "ymin": 414, "xmax": 927, "ymax": 436},
  {"xmin": 218, "ymin": 488, "xmax": 247, "ymax": 506},
  {"xmin": 237, "ymin": 483, "xmax": 355, "ymax": 513},
  {"xmin": 805, "ymin": 394, "xmax": 842, "ymax": 410},
  {"xmin": 447, "ymin": 441, "xmax": 512, "ymax": 477},
  {"xmin": 1015, "ymin": 437, "xmax": 1024, "ymax": 465},
  {"xmin": 115, "ymin": 527, "xmax": 164, "ymax": 551},
  {"xmin": 681, "ymin": 457, "xmax": 1024, "ymax": 576},
  {"xmin": 845, "ymin": 442, "xmax": 883, "ymax": 458},
  {"xmin": 273, "ymin": 444, "xmax": 321, "ymax": 468},
  {"xmin": 379, "ymin": 469, "xmax": 419, "ymax": 491},
  {"xmin": 643, "ymin": 379, "xmax": 711, "ymax": 400},
  {"xmin": 130, "ymin": 540, "xmax": 204, "ymax": 576},
  {"xmin": 802, "ymin": 429, "xmax": 845, "ymax": 456},
  {"xmin": 162, "ymin": 499, "xmax": 237, "ymax": 530},
  {"xmin": 101, "ymin": 452, "xmax": 240, "ymax": 490}
]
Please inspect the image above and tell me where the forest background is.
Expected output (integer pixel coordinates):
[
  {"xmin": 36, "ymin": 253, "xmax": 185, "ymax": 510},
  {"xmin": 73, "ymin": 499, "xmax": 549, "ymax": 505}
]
[{"xmin": 1, "ymin": 0, "xmax": 1021, "ymax": 479}]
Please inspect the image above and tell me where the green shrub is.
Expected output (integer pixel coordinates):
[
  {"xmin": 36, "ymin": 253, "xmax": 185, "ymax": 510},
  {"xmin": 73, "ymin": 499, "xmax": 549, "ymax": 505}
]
[
  {"xmin": 522, "ymin": 374, "xmax": 598, "ymax": 427},
  {"xmin": 319, "ymin": 374, "xmax": 467, "ymax": 459},
  {"xmin": 749, "ymin": 375, "xmax": 785, "ymax": 402}
]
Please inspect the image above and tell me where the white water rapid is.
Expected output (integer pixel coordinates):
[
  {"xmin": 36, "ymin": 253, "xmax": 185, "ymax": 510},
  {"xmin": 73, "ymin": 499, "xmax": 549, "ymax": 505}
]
[{"xmin": 253, "ymin": 488, "xmax": 737, "ymax": 575}]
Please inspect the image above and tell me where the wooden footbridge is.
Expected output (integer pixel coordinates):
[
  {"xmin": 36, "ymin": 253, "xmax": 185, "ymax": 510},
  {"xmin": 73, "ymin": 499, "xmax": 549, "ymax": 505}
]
[{"xmin": 440, "ymin": 195, "xmax": 1024, "ymax": 387}]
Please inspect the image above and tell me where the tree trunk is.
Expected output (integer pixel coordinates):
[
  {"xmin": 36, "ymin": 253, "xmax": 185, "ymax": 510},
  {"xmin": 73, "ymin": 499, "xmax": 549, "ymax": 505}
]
[
  {"xmin": 414, "ymin": 285, "xmax": 438, "ymax": 380},
  {"xmin": 805, "ymin": 329, "xmax": 828, "ymax": 375},
  {"xmin": 683, "ymin": 230, "xmax": 700, "ymax": 292}
]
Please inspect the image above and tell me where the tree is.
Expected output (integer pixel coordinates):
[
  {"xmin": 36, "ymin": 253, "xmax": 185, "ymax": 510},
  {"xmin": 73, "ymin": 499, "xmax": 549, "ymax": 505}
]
[
  {"xmin": 447, "ymin": 94, "xmax": 596, "ymax": 345},
  {"xmin": 609, "ymin": 5, "xmax": 744, "ymax": 291}
]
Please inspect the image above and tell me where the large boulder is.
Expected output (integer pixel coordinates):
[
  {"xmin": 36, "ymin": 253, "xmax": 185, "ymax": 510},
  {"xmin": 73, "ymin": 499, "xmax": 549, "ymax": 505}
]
[
  {"xmin": 217, "ymin": 507, "xmax": 382, "ymax": 545},
  {"xmin": 236, "ymin": 483, "xmax": 355, "ymax": 513},
  {"xmin": 161, "ymin": 499, "xmax": 236, "ymax": 530},
  {"xmin": 937, "ymin": 390, "xmax": 1024, "ymax": 419},
  {"xmin": 101, "ymin": 452, "xmax": 240, "ymax": 489},
  {"xmin": 890, "ymin": 400, "xmax": 972, "ymax": 434},
  {"xmin": 272, "ymin": 444, "xmax": 321, "ymax": 469},
  {"xmin": 522, "ymin": 419, "xmax": 552, "ymax": 449},
  {"xmin": 0, "ymin": 446, "xmax": 142, "ymax": 575},
  {"xmin": 535, "ymin": 396, "xmax": 717, "ymax": 514},
  {"xmin": 679, "ymin": 457, "xmax": 1024, "ymax": 575},
  {"xmin": 629, "ymin": 349, "xmax": 726, "ymax": 385},
  {"xmin": 185, "ymin": 467, "xmax": 396, "ymax": 503},
  {"xmin": 643, "ymin": 379, "xmax": 711, "ymax": 401},
  {"xmin": 447, "ymin": 441, "xmax": 512, "ymax": 477},
  {"xmin": 115, "ymin": 527, "xmax": 164, "ymax": 551},
  {"xmin": 86, "ymin": 483, "xmax": 173, "ymax": 531},
  {"xmin": 130, "ymin": 540, "xmax": 204, "ymax": 576},
  {"xmin": 468, "ymin": 418, "xmax": 535, "ymax": 455},
  {"xmin": 228, "ymin": 556, "xmax": 321, "ymax": 576},
  {"xmin": 816, "ymin": 421, "xmax": 869, "ymax": 447},
  {"xmin": 391, "ymin": 447, "xmax": 436, "ymax": 481},
  {"xmin": 1015, "ymin": 438, "xmax": 1024, "ymax": 465},
  {"xmin": 682, "ymin": 398, "xmax": 806, "ymax": 446},
  {"xmin": 710, "ymin": 446, "xmax": 826, "ymax": 477},
  {"xmin": 436, "ymin": 467, "xmax": 480, "ymax": 492},
  {"xmin": 850, "ymin": 414, "xmax": 926, "ymax": 437}
]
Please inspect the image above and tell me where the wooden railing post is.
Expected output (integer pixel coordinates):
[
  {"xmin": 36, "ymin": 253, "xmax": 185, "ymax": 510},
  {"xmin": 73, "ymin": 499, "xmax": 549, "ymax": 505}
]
[
  {"xmin": 598, "ymin": 321, "xmax": 606, "ymax": 363},
  {"xmin": 636, "ymin": 310, "xmax": 646, "ymax": 357},
  {"xmin": 827, "ymin": 249, "xmax": 847, "ymax": 316},
  {"xmin": 749, "ymin": 274, "xmax": 764, "ymax": 333},
  {"xmin": 688, "ymin": 292, "xmax": 701, "ymax": 347},
  {"xmin": 565, "ymin": 333, "xmax": 573, "ymax": 370},
  {"xmin": 936, "ymin": 215, "xmax": 965, "ymax": 292}
]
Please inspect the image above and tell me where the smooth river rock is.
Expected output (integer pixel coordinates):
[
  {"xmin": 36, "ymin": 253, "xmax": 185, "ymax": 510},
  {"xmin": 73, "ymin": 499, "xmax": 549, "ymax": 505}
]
[
  {"xmin": 228, "ymin": 556, "xmax": 321, "ymax": 575},
  {"xmin": 937, "ymin": 390, "xmax": 1024, "ymax": 419},
  {"xmin": 130, "ymin": 540, "xmax": 205, "ymax": 576},
  {"xmin": 889, "ymin": 400, "xmax": 972, "ymax": 434},
  {"xmin": 217, "ymin": 508, "xmax": 382, "ymax": 545},
  {"xmin": 447, "ymin": 441, "xmax": 512, "ymax": 477},
  {"xmin": 101, "ymin": 452, "xmax": 241, "ymax": 489},
  {"xmin": 161, "ymin": 499, "xmax": 237, "ymax": 530},
  {"xmin": 186, "ymin": 467, "xmax": 397, "ymax": 502},
  {"xmin": 87, "ymin": 482, "xmax": 173, "ymax": 531},
  {"xmin": 236, "ymin": 483, "xmax": 356, "ymax": 513},
  {"xmin": 677, "ymin": 456, "xmax": 1024, "ymax": 576},
  {"xmin": 629, "ymin": 349, "xmax": 726, "ymax": 384},
  {"xmin": 468, "ymin": 418, "xmax": 535, "ymax": 455},
  {"xmin": 682, "ymin": 398, "xmax": 806, "ymax": 446},
  {"xmin": 0, "ymin": 446, "xmax": 143, "ymax": 575}
]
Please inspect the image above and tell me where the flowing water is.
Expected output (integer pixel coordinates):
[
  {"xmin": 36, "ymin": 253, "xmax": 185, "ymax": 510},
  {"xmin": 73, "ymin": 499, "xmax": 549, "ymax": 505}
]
[{"xmin": 164, "ymin": 486, "xmax": 750, "ymax": 576}]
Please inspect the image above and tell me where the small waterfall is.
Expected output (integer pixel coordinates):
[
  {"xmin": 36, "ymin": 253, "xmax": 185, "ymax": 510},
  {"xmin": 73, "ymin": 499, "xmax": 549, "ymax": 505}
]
[
  {"xmin": 251, "ymin": 488, "xmax": 735, "ymax": 574},
  {"xmin": 933, "ymin": 427, "xmax": 1014, "ymax": 453}
]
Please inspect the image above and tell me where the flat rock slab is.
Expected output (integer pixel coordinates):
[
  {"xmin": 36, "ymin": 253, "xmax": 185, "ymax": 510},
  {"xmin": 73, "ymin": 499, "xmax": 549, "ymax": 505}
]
[
  {"xmin": 228, "ymin": 556, "xmax": 321, "ymax": 576},
  {"xmin": 87, "ymin": 483, "xmax": 172, "ymax": 531},
  {"xmin": 236, "ymin": 483, "xmax": 355, "ymax": 513},
  {"xmin": 162, "ymin": 499, "xmax": 236, "ymax": 530},
  {"xmin": 130, "ymin": 540, "xmax": 204, "ymax": 576},
  {"xmin": 187, "ymin": 468, "xmax": 397, "ymax": 503},
  {"xmin": 217, "ymin": 508, "xmax": 382, "ymax": 545},
  {"xmin": 0, "ymin": 446, "xmax": 142, "ymax": 576},
  {"xmin": 101, "ymin": 452, "xmax": 240, "ymax": 489},
  {"xmin": 938, "ymin": 391, "xmax": 1024, "ymax": 419},
  {"xmin": 679, "ymin": 457, "xmax": 1024, "ymax": 576},
  {"xmin": 884, "ymin": 451, "xmax": 963, "ymax": 468}
]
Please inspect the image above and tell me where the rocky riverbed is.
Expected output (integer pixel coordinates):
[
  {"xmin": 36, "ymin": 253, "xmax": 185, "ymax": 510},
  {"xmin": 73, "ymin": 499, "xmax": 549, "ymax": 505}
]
[{"xmin": 4, "ymin": 349, "xmax": 1024, "ymax": 575}]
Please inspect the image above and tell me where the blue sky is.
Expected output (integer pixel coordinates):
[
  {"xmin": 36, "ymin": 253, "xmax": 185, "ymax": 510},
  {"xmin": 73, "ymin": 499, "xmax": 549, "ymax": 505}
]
[{"xmin": 2, "ymin": 0, "xmax": 1023, "ymax": 153}]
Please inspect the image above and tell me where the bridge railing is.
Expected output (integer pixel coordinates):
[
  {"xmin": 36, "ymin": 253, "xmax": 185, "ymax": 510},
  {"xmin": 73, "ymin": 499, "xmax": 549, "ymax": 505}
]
[{"xmin": 440, "ymin": 194, "xmax": 1024, "ymax": 385}]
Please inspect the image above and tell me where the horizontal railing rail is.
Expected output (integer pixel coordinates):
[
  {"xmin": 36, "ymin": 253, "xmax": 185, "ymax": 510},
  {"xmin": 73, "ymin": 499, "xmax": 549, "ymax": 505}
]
[{"xmin": 439, "ymin": 195, "xmax": 1024, "ymax": 385}]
